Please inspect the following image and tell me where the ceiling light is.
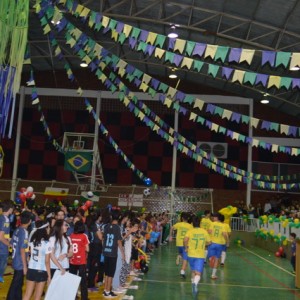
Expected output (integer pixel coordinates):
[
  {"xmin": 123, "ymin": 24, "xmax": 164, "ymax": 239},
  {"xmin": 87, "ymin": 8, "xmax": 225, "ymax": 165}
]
[
  {"xmin": 168, "ymin": 25, "xmax": 178, "ymax": 39},
  {"xmin": 169, "ymin": 69, "xmax": 177, "ymax": 78},
  {"xmin": 51, "ymin": 20, "xmax": 61, "ymax": 25},
  {"xmin": 260, "ymin": 99, "xmax": 269, "ymax": 104},
  {"xmin": 290, "ymin": 66, "xmax": 300, "ymax": 71},
  {"xmin": 80, "ymin": 62, "xmax": 88, "ymax": 68},
  {"xmin": 260, "ymin": 93, "xmax": 269, "ymax": 104}
]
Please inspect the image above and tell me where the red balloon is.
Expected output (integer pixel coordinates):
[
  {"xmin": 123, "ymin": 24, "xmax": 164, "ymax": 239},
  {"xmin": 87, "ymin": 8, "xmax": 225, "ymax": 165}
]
[
  {"xmin": 279, "ymin": 247, "xmax": 284, "ymax": 253},
  {"xmin": 134, "ymin": 261, "xmax": 140, "ymax": 269},
  {"xmin": 26, "ymin": 192, "xmax": 33, "ymax": 199},
  {"xmin": 275, "ymin": 251, "xmax": 281, "ymax": 257},
  {"xmin": 80, "ymin": 205, "xmax": 88, "ymax": 212},
  {"xmin": 20, "ymin": 193, "xmax": 26, "ymax": 203},
  {"xmin": 85, "ymin": 200, "xmax": 92, "ymax": 208}
]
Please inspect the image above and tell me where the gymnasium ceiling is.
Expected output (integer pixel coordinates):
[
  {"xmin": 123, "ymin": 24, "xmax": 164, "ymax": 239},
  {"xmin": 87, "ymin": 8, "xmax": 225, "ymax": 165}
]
[{"xmin": 27, "ymin": 0, "xmax": 300, "ymax": 118}]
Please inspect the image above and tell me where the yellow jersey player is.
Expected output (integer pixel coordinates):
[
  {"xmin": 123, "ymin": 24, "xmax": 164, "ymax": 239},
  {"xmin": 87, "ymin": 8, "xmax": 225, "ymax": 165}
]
[
  {"xmin": 207, "ymin": 213, "xmax": 228, "ymax": 279},
  {"xmin": 200, "ymin": 210, "xmax": 212, "ymax": 261},
  {"xmin": 184, "ymin": 216, "xmax": 211, "ymax": 296},
  {"xmin": 169, "ymin": 212, "xmax": 193, "ymax": 279}
]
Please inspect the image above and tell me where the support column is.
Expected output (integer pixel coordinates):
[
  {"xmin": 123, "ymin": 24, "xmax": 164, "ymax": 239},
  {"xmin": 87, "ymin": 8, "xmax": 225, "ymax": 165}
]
[
  {"xmin": 11, "ymin": 86, "xmax": 25, "ymax": 200},
  {"xmin": 246, "ymin": 99, "xmax": 253, "ymax": 206},
  {"xmin": 90, "ymin": 92, "xmax": 101, "ymax": 191},
  {"xmin": 170, "ymin": 109, "xmax": 179, "ymax": 216}
]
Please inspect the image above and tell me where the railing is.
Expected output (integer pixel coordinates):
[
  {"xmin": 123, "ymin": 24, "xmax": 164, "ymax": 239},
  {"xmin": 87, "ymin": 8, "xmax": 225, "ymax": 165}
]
[
  {"xmin": 231, "ymin": 216, "xmax": 300, "ymax": 242},
  {"xmin": 231, "ymin": 217, "xmax": 259, "ymax": 232}
]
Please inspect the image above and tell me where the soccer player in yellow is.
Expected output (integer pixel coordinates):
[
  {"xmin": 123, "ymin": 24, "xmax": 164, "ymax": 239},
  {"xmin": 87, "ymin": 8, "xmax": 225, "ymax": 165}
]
[
  {"xmin": 200, "ymin": 210, "xmax": 212, "ymax": 261},
  {"xmin": 184, "ymin": 216, "xmax": 211, "ymax": 296},
  {"xmin": 169, "ymin": 212, "xmax": 193, "ymax": 279},
  {"xmin": 207, "ymin": 213, "xmax": 228, "ymax": 279}
]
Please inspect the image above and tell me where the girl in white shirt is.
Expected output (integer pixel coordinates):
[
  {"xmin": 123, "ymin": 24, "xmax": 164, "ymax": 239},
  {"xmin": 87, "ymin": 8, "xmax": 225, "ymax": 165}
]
[{"xmin": 49, "ymin": 219, "xmax": 73, "ymax": 278}]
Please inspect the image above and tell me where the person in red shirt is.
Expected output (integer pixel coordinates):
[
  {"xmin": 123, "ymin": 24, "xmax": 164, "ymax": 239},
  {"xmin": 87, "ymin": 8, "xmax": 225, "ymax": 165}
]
[{"xmin": 69, "ymin": 221, "xmax": 89, "ymax": 300}]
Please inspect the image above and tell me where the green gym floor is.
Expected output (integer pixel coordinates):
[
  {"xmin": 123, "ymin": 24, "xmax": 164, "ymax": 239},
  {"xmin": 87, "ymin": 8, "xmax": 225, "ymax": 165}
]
[
  {"xmin": 128, "ymin": 243, "xmax": 300, "ymax": 300},
  {"xmin": 0, "ymin": 242, "xmax": 299, "ymax": 299}
]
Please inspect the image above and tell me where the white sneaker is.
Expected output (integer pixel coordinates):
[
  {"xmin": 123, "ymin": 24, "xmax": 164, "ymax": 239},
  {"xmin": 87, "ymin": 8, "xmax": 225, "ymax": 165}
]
[
  {"xmin": 129, "ymin": 271, "xmax": 138, "ymax": 276},
  {"xmin": 128, "ymin": 285, "xmax": 139, "ymax": 290},
  {"xmin": 112, "ymin": 287, "xmax": 127, "ymax": 294},
  {"xmin": 133, "ymin": 277, "xmax": 142, "ymax": 281},
  {"xmin": 136, "ymin": 271, "xmax": 144, "ymax": 276},
  {"xmin": 123, "ymin": 296, "xmax": 134, "ymax": 300}
]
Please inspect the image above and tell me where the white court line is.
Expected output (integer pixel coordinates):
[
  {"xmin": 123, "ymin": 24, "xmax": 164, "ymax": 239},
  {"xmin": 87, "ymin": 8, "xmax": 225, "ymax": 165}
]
[
  {"xmin": 239, "ymin": 246, "xmax": 294, "ymax": 276},
  {"xmin": 142, "ymin": 279, "xmax": 298, "ymax": 291}
]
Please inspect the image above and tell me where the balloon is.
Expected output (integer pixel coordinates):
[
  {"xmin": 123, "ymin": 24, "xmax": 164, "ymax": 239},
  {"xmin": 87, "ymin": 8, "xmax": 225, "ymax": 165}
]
[
  {"xmin": 134, "ymin": 261, "xmax": 140, "ymax": 269},
  {"xmin": 20, "ymin": 193, "xmax": 26, "ymax": 203},
  {"xmin": 80, "ymin": 205, "xmax": 88, "ymax": 212},
  {"xmin": 275, "ymin": 251, "xmax": 281, "ymax": 257},
  {"xmin": 87, "ymin": 191, "xmax": 94, "ymax": 198},
  {"xmin": 283, "ymin": 240, "xmax": 288, "ymax": 246},
  {"xmin": 139, "ymin": 259, "xmax": 146, "ymax": 268},
  {"xmin": 74, "ymin": 199, "xmax": 79, "ymax": 206},
  {"xmin": 31, "ymin": 194, "xmax": 36, "ymax": 200},
  {"xmin": 26, "ymin": 186, "xmax": 34, "ymax": 193},
  {"xmin": 137, "ymin": 249, "xmax": 149, "ymax": 263},
  {"xmin": 20, "ymin": 187, "xmax": 26, "ymax": 193},
  {"xmin": 141, "ymin": 264, "xmax": 149, "ymax": 273},
  {"xmin": 279, "ymin": 247, "xmax": 284, "ymax": 253},
  {"xmin": 85, "ymin": 200, "xmax": 92, "ymax": 208},
  {"xmin": 26, "ymin": 192, "xmax": 33, "ymax": 199},
  {"xmin": 15, "ymin": 198, "xmax": 22, "ymax": 205},
  {"xmin": 144, "ymin": 178, "xmax": 152, "ymax": 187}
]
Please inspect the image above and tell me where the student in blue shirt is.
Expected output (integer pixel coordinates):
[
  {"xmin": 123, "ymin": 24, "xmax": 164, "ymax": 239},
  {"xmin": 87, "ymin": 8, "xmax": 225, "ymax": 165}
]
[
  {"xmin": 0, "ymin": 200, "xmax": 14, "ymax": 283},
  {"xmin": 6, "ymin": 211, "xmax": 32, "ymax": 300},
  {"xmin": 102, "ymin": 209, "xmax": 125, "ymax": 298}
]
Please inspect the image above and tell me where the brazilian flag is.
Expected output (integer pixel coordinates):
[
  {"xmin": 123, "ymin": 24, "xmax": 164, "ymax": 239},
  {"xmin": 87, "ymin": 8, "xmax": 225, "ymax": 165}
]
[{"xmin": 64, "ymin": 151, "xmax": 93, "ymax": 173}]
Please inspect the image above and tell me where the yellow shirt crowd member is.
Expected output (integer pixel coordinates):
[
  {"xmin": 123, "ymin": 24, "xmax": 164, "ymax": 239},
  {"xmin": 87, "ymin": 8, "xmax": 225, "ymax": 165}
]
[
  {"xmin": 209, "ymin": 221, "xmax": 228, "ymax": 245},
  {"xmin": 173, "ymin": 221, "xmax": 193, "ymax": 247},
  {"xmin": 185, "ymin": 227, "xmax": 211, "ymax": 258}
]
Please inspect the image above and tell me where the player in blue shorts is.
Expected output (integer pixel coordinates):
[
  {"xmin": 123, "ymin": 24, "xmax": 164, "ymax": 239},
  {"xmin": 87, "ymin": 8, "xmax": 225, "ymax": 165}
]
[
  {"xmin": 184, "ymin": 216, "xmax": 211, "ymax": 296},
  {"xmin": 207, "ymin": 213, "xmax": 228, "ymax": 279}
]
